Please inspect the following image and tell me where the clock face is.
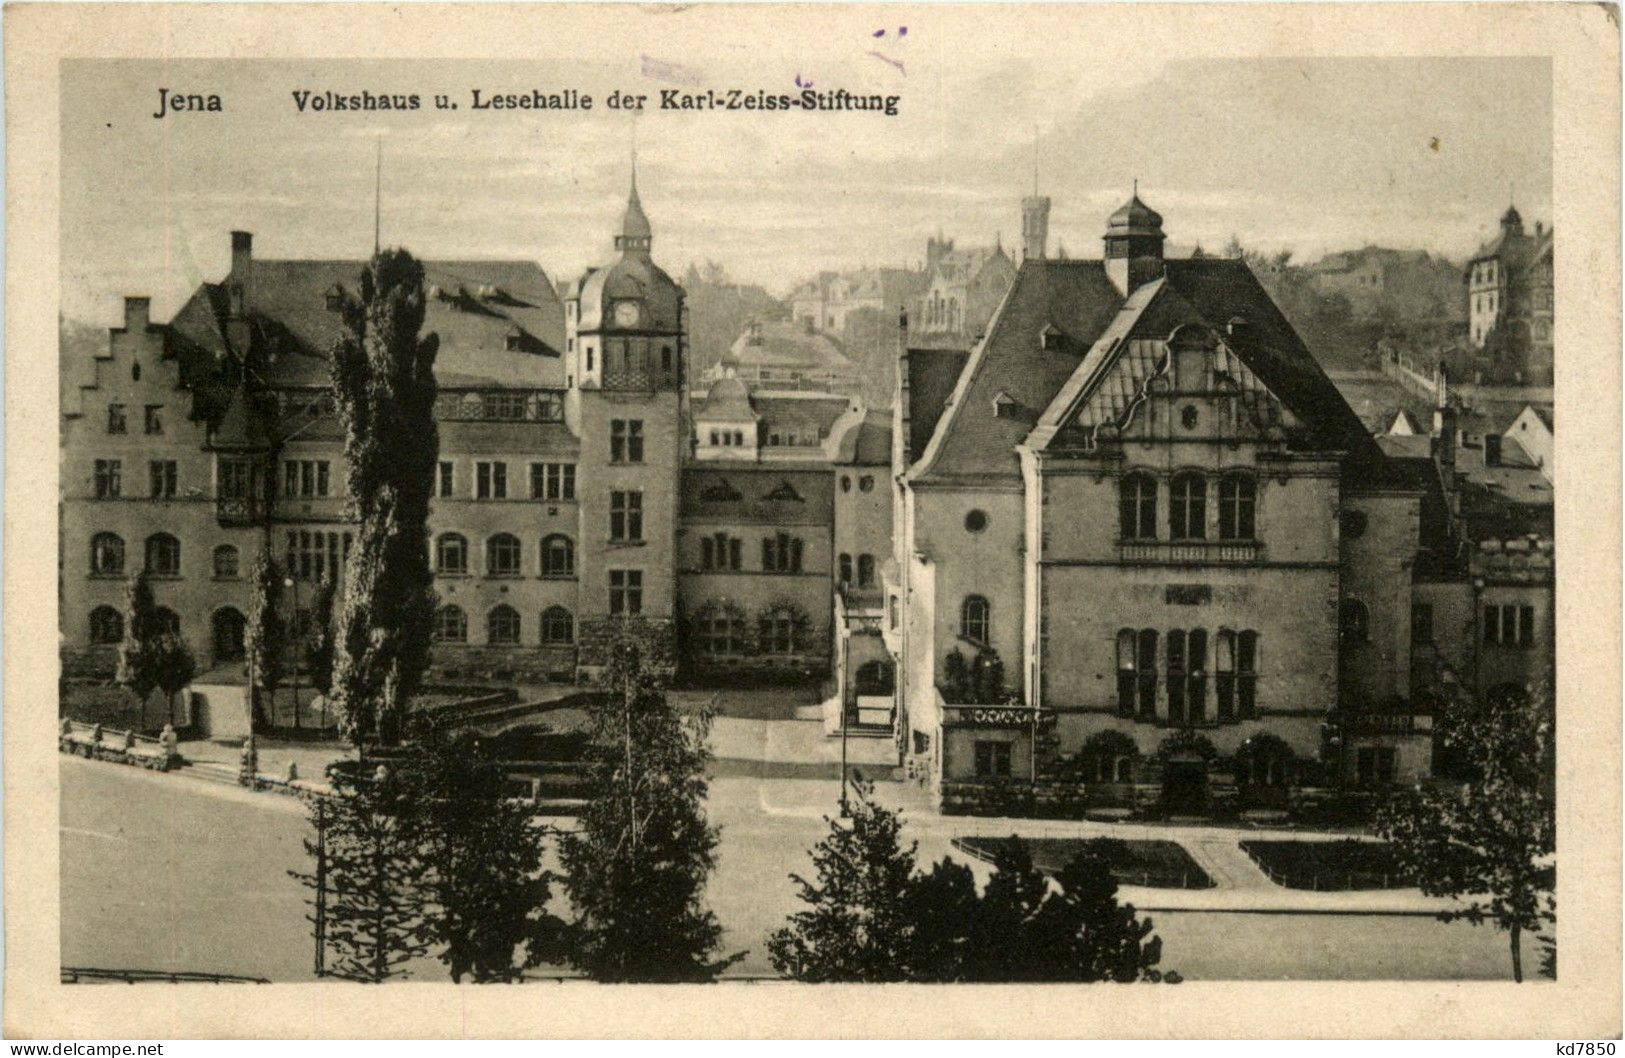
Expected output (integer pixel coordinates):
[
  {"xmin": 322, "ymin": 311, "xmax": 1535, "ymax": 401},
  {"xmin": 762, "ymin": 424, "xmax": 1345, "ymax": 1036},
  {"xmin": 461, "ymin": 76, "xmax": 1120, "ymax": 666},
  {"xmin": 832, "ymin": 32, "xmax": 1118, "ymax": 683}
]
[{"xmin": 613, "ymin": 300, "xmax": 641, "ymax": 328}]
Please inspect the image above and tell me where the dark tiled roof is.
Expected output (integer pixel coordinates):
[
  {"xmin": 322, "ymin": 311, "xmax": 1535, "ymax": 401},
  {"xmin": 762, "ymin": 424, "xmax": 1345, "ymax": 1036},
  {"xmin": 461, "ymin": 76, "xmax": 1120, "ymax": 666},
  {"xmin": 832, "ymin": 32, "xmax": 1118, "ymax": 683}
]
[
  {"xmin": 836, "ymin": 409, "xmax": 893, "ymax": 465},
  {"xmin": 751, "ymin": 395, "xmax": 850, "ymax": 435},
  {"xmin": 438, "ymin": 420, "xmax": 578, "ymax": 456},
  {"xmin": 906, "ymin": 347, "xmax": 969, "ymax": 459},
  {"xmin": 170, "ymin": 259, "xmax": 567, "ymax": 391},
  {"xmin": 913, "ymin": 257, "xmax": 1375, "ymax": 481}
]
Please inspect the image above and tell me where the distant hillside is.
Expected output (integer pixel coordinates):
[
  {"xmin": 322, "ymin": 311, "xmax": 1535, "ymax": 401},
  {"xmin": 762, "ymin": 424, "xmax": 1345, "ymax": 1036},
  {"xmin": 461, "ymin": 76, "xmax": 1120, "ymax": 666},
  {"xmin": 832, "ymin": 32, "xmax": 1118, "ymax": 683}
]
[
  {"xmin": 1226, "ymin": 240, "xmax": 1465, "ymax": 374},
  {"xmin": 681, "ymin": 261, "xmax": 785, "ymax": 379}
]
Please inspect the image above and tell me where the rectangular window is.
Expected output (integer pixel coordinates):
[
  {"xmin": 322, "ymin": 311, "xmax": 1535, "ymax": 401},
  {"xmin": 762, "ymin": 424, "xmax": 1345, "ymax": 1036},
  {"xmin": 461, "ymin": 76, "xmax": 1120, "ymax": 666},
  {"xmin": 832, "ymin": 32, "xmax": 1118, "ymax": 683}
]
[
  {"xmin": 1411, "ymin": 602, "xmax": 1434, "ymax": 645},
  {"xmin": 148, "ymin": 460, "xmax": 177, "ymax": 499},
  {"xmin": 610, "ymin": 419, "xmax": 644, "ymax": 464},
  {"xmin": 974, "ymin": 740, "xmax": 1013, "ymax": 779},
  {"xmin": 482, "ymin": 392, "xmax": 528, "ymax": 420},
  {"xmin": 93, "ymin": 459, "xmax": 122, "ymax": 499},
  {"xmin": 1116, "ymin": 630, "xmax": 1138, "ymax": 716},
  {"xmin": 1357, "ymin": 747, "xmax": 1396, "ymax": 786},
  {"xmin": 107, "ymin": 404, "xmax": 127, "ymax": 434},
  {"xmin": 1483, "ymin": 603, "xmax": 1536, "ymax": 647},
  {"xmin": 1136, "ymin": 630, "xmax": 1158, "ymax": 719},
  {"xmin": 610, "ymin": 490, "xmax": 643, "ymax": 542},
  {"xmin": 762, "ymin": 533, "xmax": 803, "ymax": 573},
  {"xmin": 1236, "ymin": 631, "xmax": 1258, "ymax": 719},
  {"xmin": 219, "ymin": 459, "xmax": 253, "ymax": 500},
  {"xmin": 529, "ymin": 462, "xmax": 575, "ymax": 500},
  {"xmin": 1166, "ymin": 630, "xmax": 1187, "ymax": 725},
  {"xmin": 1216, "ymin": 631, "xmax": 1236, "ymax": 721},
  {"xmin": 1186, "ymin": 629, "xmax": 1207, "ymax": 723},
  {"xmin": 284, "ymin": 529, "xmax": 354, "ymax": 582},
  {"xmin": 438, "ymin": 461, "xmax": 454, "ymax": 498},
  {"xmin": 283, "ymin": 460, "xmax": 332, "ymax": 498},
  {"xmin": 476, "ymin": 461, "xmax": 507, "ymax": 500},
  {"xmin": 609, "ymin": 569, "xmax": 643, "ymax": 616},
  {"xmin": 144, "ymin": 404, "xmax": 164, "ymax": 435}
]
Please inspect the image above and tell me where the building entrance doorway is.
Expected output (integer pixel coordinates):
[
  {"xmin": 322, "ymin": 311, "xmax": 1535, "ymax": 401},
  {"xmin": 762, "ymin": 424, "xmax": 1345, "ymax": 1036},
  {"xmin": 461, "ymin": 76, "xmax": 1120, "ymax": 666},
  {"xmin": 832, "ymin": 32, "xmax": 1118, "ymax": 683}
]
[{"xmin": 1161, "ymin": 759, "xmax": 1209, "ymax": 815}]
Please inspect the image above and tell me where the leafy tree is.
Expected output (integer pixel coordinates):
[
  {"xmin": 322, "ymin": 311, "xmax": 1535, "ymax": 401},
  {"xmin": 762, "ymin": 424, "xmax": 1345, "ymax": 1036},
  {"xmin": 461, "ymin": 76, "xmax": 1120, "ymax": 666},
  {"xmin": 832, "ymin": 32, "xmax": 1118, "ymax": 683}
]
[
  {"xmin": 395, "ymin": 721, "xmax": 562, "ymax": 982},
  {"xmin": 557, "ymin": 623, "xmax": 740, "ymax": 981},
  {"xmin": 115, "ymin": 569, "xmax": 163, "ymax": 728},
  {"xmin": 305, "ymin": 574, "xmax": 338, "ymax": 698},
  {"xmin": 1376, "ymin": 684, "xmax": 1555, "ymax": 982},
  {"xmin": 244, "ymin": 546, "xmax": 286, "ymax": 730},
  {"xmin": 291, "ymin": 768, "xmax": 432, "ymax": 983},
  {"xmin": 769, "ymin": 778, "xmax": 924, "ymax": 981},
  {"xmin": 962, "ymin": 837, "xmax": 1053, "ymax": 981},
  {"xmin": 327, "ymin": 248, "xmax": 440, "ymax": 746},
  {"xmin": 1026, "ymin": 849, "xmax": 1171, "ymax": 982},
  {"xmin": 152, "ymin": 633, "xmax": 197, "ymax": 729}
]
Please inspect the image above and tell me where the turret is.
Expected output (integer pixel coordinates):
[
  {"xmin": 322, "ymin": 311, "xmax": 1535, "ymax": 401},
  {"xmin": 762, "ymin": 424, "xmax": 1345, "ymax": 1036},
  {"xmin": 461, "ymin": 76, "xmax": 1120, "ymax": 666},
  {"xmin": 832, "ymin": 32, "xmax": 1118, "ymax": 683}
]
[{"xmin": 1103, "ymin": 190, "xmax": 1165, "ymax": 297}]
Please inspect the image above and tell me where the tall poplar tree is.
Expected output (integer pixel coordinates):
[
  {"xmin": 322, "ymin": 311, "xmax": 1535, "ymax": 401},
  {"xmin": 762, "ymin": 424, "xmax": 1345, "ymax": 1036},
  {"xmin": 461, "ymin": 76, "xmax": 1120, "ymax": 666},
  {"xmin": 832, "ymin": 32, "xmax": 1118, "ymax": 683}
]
[
  {"xmin": 115, "ymin": 569, "xmax": 162, "ymax": 729},
  {"xmin": 244, "ymin": 546, "xmax": 285, "ymax": 730},
  {"xmin": 327, "ymin": 249, "xmax": 440, "ymax": 746}
]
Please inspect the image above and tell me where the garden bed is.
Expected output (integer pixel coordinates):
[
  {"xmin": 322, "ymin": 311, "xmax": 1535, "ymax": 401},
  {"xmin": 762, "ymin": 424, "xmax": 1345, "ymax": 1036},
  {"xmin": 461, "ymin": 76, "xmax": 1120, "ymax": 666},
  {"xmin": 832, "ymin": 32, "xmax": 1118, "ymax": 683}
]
[
  {"xmin": 953, "ymin": 836, "xmax": 1214, "ymax": 889},
  {"xmin": 1239, "ymin": 839, "xmax": 1414, "ymax": 890}
]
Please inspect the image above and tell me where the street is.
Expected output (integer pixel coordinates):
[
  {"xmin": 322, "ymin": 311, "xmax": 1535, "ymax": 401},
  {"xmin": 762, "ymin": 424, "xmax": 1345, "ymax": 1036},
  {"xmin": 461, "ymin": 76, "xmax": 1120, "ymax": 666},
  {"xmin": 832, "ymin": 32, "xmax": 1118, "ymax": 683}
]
[{"xmin": 61, "ymin": 757, "xmax": 1517, "ymax": 982}]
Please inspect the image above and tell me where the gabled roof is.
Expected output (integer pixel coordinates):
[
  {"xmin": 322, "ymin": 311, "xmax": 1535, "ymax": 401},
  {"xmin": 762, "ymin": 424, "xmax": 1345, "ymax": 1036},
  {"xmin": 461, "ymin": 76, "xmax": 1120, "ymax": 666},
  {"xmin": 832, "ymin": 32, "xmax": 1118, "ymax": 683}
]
[
  {"xmin": 910, "ymin": 257, "xmax": 1375, "ymax": 481},
  {"xmin": 170, "ymin": 259, "xmax": 568, "ymax": 390}
]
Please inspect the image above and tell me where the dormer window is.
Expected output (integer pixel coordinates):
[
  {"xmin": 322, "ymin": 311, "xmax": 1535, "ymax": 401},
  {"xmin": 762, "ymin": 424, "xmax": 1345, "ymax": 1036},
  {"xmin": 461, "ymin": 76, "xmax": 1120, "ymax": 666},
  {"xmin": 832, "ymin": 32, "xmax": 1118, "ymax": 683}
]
[
  {"xmin": 765, "ymin": 481, "xmax": 805, "ymax": 503},
  {"xmin": 504, "ymin": 327, "xmax": 525, "ymax": 352},
  {"xmin": 1040, "ymin": 324, "xmax": 1063, "ymax": 351},
  {"xmin": 992, "ymin": 391, "xmax": 1019, "ymax": 419},
  {"xmin": 325, "ymin": 284, "xmax": 344, "ymax": 312}
]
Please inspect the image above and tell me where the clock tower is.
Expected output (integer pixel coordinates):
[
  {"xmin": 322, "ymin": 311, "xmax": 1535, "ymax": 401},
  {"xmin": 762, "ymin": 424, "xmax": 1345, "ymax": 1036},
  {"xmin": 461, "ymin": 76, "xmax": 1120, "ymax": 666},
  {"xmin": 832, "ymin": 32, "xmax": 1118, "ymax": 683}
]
[{"xmin": 563, "ymin": 166, "xmax": 687, "ymax": 674}]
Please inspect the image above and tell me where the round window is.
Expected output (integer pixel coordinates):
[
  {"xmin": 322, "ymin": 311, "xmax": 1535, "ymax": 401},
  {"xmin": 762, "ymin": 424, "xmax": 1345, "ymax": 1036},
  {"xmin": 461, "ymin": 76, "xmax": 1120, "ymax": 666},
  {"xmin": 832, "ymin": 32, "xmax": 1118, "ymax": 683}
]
[
  {"xmin": 1341, "ymin": 510, "xmax": 1368, "ymax": 541},
  {"xmin": 965, "ymin": 509, "xmax": 989, "ymax": 533},
  {"xmin": 859, "ymin": 475, "xmax": 875, "ymax": 492}
]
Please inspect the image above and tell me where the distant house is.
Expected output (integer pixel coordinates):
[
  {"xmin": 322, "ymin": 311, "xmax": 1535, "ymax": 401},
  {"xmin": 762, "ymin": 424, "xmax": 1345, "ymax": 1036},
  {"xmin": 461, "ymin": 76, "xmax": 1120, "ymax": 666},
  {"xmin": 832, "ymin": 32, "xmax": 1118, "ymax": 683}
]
[
  {"xmin": 705, "ymin": 318, "xmax": 864, "ymax": 397},
  {"xmin": 1466, "ymin": 205, "xmax": 1554, "ymax": 380}
]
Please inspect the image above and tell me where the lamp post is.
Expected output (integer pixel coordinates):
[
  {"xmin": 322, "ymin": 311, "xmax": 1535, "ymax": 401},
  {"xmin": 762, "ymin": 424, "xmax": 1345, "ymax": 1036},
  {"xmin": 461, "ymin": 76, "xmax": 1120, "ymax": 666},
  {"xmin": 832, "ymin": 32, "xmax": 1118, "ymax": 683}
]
[{"xmin": 284, "ymin": 574, "xmax": 301, "ymax": 731}]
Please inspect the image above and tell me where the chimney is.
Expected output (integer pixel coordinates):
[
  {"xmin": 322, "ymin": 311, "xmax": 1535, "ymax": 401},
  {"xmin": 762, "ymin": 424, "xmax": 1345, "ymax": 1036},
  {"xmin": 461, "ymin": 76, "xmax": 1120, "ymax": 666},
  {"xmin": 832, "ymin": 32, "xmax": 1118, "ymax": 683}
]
[
  {"xmin": 228, "ymin": 231, "xmax": 253, "ymax": 319},
  {"xmin": 123, "ymin": 296, "xmax": 151, "ymax": 332}
]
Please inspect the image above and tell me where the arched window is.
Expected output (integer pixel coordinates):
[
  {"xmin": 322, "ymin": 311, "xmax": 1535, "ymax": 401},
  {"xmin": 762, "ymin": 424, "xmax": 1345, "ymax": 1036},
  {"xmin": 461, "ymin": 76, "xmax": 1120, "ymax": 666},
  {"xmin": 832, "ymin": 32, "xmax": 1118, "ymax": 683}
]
[
  {"xmin": 1135, "ymin": 629, "xmax": 1158, "ymax": 717},
  {"xmin": 90, "ymin": 532, "xmax": 125, "ymax": 576},
  {"xmin": 145, "ymin": 533, "xmax": 181, "ymax": 577},
  {"xmin": 1186, "ymin": 628, "xmax": 1207, "ymax": 723},
  {"xmin": 1340, "ymin": 599, "xmax": 1370, "ymax": 644},
  {"xmin": 211, "ymin": 608, "xmax": 246, "ymax": 660},
  {"xmin": 838, "ymin": 553, "xmax": 853, "ymax": 584},
  {"xmin": 212, "ymin": 544, "xmax": 240, "ymax": 580},
  {"xmin": 540, "ymin": 606, "xmax": 574, "ymax": 645},
  {"xmin": 541, "ymin": 534, "xmax": 575, "ymax": 577},
  {"xmin": 1169, "ymin": 473, "xmax": 1206, "ymax": 540},
  {"xmin": 960, "ymin": 595, "xmax": 990, "ymax": 644},
  {"xmin": 1115, "ymin": 757, "xmax": 1134, "ymax": 783},
  {"xmin": 154, "ymin": 607, "xmax": 181, "ymax": 636},
  {"xmin": 857, "ymin": 554, "xmax": 876, "ymax": 588},
  {"xmin": 760, "ymin": 607, "xmax": 801, "ymax": 655},
  {"xmin": 1218, "ymin": 474, "xmax": 1256, "ymax": 541},
  {"xmin": 486, "ymin": 533, "xmax": 522, "ymax": 577},
  {"xmin": 89, "ymin": 606, "xmax": 124, "ymax": 644},
  {"xmin": 1167, "ymin": 629, "xmax": 1188, "ymax": 725},
  {"xmin": 433, "ymin": 605, "xmax": 467, "ymax": 643},
  {"xmin": 487, "ymin": 605, "xmax": 520, "ymax": 645},
  {"xmin": 435, "ymin": 533, "xmax": 468, "ymax": 575},
  {"xmin": 1119, "ymin": 473, "xmax": 1157, "ymax": 540}
]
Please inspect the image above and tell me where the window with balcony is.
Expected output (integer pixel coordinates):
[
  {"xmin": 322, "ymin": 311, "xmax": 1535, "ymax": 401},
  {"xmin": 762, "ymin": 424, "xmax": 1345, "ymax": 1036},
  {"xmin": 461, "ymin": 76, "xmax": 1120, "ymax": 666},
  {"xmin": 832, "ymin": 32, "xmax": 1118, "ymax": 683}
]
[
  {"xmin": 487, "ymin": 533, "xmax": 522, "ymax": 576},
  {"xmin": 541, "ymin": 534, "xmax": 575, "ymax": 577},
  {"xmin": 90, "ymin": 532, "xmax": 125, "ymax": 577},
  {"xmin": 435, "ymin": 533, "xmax": 468, "ymax": 575},
  {"xmin": 1218, "ymin": 474, "xmax": 1256, "ymax": 540},
  {"xmin": 487, "ymin": 605, "xmax": 521, "ymax": 645},
  {"xmin": 1119, "ymin": 472, "xmax": 1157, "ymax": 540},
  {"xmin": 1170, "ymin": 473, "xmax": 1206, "ymax": 540}
]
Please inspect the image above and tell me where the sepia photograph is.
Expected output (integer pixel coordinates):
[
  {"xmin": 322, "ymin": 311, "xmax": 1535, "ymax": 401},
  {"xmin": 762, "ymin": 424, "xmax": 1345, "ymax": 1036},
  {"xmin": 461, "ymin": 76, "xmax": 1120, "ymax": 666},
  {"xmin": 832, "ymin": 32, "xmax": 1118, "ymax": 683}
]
[{"xmin": 7, "ymin": 0, "xmax": 1621, "ymax": 1042}]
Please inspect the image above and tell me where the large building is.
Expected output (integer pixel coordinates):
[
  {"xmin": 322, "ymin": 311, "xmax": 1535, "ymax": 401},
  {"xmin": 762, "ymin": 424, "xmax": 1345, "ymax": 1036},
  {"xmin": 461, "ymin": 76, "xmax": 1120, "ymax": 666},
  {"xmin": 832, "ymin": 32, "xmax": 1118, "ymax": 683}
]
[
  {"xmin": 1466, "ymin": 204, "xmax": 1554, "ymax": 380},
  {"xmin": 884, "ymin": 193, "xmax": 1550, "ymax": 814},
  {"xmin": 61, "ymin": 173, "xmax": 891, "ymax": 705}
]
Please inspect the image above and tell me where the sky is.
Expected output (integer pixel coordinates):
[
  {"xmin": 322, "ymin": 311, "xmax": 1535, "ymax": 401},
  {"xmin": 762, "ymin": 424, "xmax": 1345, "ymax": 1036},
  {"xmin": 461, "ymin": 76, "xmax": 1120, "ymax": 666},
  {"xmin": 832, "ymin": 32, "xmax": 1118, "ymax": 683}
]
[{"xmin": 60, "ymin": 48, "xmax": 1551, "ymax": 324}]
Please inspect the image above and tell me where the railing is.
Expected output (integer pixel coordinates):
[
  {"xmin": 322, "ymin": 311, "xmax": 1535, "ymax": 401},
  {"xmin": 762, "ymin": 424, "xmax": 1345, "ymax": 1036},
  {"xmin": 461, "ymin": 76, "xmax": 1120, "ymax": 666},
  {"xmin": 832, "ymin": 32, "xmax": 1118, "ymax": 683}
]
[
  {"xmin": 214, "ymin": 495, "xmax": 262, "ymax": 525},
  {"xmin": 60, "ymin": 720, "xmax": 178, "ymax": 769},
  {"xmin": 61, "ymin": 966, "xmax": 270, "ymax": 985},
  {"xmin": 941, "ymin": 703, "xmax": 1054, "ymax": 729},
  {"xmin": 1116, "ymin": 540, "xmax": 1262, "ymax": 565},
  {"xmin": 1343, "ymin": 711, "xmax": 1433, "ymax": 736}
]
